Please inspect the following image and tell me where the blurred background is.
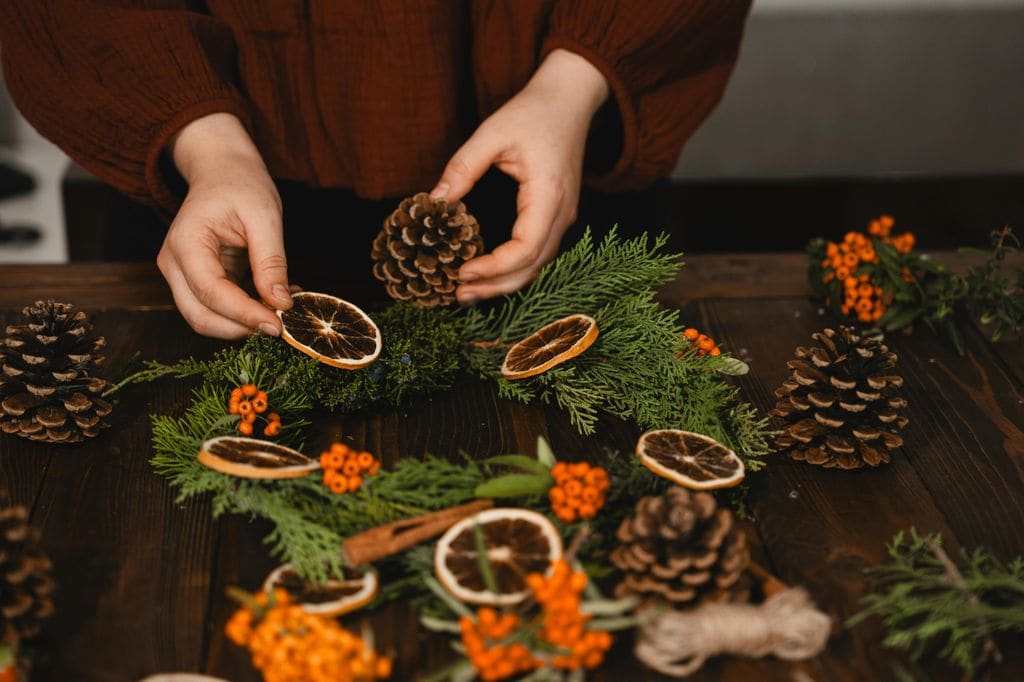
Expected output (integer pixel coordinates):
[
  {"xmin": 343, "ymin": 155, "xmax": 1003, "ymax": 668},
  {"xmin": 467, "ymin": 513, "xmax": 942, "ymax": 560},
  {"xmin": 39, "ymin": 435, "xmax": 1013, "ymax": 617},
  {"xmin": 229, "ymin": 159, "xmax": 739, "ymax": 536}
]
[{"xmin": 1, "ymin": 0, "xmax": 1022, "ymax": 264}]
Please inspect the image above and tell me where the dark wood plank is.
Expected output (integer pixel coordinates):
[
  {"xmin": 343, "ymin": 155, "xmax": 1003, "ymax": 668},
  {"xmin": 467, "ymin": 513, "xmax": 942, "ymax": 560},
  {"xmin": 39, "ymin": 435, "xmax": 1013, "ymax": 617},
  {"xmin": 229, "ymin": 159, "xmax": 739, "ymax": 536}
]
[
  {"xmin": 0, "ymin": 264, "xmax": 174, "ymax": 310},
  {"xmin": 886, "ymin": 325, "xmax": 1024, "ymax": 560},
  {"xmin": 698, "ymin": 296, "xmax": 972, "ymax": 682},
  {"xmin": 19, "ymin": 311, "xmax": 224, "ymax": 681}
]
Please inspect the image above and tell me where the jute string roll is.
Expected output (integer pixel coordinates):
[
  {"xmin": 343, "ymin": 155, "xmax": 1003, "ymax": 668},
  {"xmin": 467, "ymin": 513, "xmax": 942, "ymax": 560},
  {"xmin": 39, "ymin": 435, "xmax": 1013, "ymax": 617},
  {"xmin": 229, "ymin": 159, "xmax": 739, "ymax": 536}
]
[{"xmin": 635, "ymin": 586, "xmax": 832, "ymax": 677}]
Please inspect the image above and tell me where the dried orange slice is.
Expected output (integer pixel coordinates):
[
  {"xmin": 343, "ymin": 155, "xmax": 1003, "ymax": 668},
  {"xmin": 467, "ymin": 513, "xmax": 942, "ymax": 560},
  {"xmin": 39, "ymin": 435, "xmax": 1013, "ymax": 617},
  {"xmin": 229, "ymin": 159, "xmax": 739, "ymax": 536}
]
[
  {"xmin": 500, "ymin": 314, "xmax": 598, "ymax": 380},
  {"xmin": 198, "ymin": 436, "xmax": 320, "ymax": 479},
  {"xmin": 263, "ymin": 563, "xmax": 378, "ymax": 617},
  {"xmin": 277, "ymin": 292, "xmax": 381, "ymax": 369},
  {"xmin": 637, "ymin": 429, "xmax": 745, "ymax": 490},
  {"xmin": 434, "ymin": 508, "xmax": 562, "ymax": 606}
]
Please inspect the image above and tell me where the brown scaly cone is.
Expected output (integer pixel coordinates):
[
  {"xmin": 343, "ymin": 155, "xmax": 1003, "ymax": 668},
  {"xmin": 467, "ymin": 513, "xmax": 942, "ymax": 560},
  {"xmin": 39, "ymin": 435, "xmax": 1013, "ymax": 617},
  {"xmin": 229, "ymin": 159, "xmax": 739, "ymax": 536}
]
[
  {"xmin": 611, "ymin": 486, "xmax": 750, "ymax": 609},
  {"xmin": 0, "ymin": 501, "xmax": 55, "ymax": 643},
  {"xmin": 771, "ymin": 326, "xmax": 908, "ymax": 469},
  {"xmin": 370, "ymin": 192, "xmax": 484, "ymax": 307},
  {"xmin": 0, "ymin": 300, "xmax": 112, "ymax": 444}
]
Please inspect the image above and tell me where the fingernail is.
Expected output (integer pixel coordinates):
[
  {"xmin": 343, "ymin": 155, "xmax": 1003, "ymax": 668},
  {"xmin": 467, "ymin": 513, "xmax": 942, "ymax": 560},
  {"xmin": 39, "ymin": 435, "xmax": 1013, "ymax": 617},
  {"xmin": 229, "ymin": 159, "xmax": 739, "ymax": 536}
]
[
  {"xmin": 430, "ymin": 182, "xmax": 449, "ymax": 199},
  {"xmin": 460, "ymin": 271, "xmax": 479, "ymax": 283},
  {"xmin": 458, "ymin": 293, "xmax": 479, "ymax": 306},
  {"xmin": 258, "ymin": 322, "xmax": 280, "ymax": 337},
  {"xmin": 273, "ymin": 284, "xmax": 291, "ymax": 304}
]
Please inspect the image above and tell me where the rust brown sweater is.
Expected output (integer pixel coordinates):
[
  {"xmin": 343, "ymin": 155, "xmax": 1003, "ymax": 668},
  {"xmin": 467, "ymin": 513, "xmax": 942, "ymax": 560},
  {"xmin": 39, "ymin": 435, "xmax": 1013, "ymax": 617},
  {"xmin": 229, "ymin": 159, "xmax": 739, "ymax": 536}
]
[{"xmin": 0, "ymin": 1, "xmax": 750, "ymax": 211}]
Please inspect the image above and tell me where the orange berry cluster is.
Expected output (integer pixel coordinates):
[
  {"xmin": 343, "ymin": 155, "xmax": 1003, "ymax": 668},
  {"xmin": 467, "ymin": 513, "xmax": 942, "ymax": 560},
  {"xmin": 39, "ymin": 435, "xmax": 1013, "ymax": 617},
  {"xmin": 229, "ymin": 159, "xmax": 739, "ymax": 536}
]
[
  {"xmin": 226, "ymin": 589, "xmax": 392, "ymax": 682},
  {"xmin": 549, "ymin": 462, "xmax": 609, "ymax": 523},
  {"xmin": 320, "ymin": 442, "xmax": 380, "ymax": 495},
  {"xmin": 459, "ymin": 609, "xmax": 538, "ymax": 681},
  {"xmin": 229, "ymin": 384, "xmax": 282, "ymax": 437},
  {"xmin": 526, "ymin": 559, "xmax": 614, "ymax": 671},
  {"xmin": 821, "ymin": 215, "xmax": 916, "ymax": 324},
  {"xmin": 681, "ymin": 327, "xmax": 721, "ymax": 356}
]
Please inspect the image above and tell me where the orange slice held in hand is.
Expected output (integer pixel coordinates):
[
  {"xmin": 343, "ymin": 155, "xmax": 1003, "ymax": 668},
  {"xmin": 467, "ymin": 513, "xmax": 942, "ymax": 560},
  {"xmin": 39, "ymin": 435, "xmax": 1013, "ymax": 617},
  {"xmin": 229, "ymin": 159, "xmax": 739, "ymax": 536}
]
[
  {"xmin": 435, "ymin": 508, "xmax": 562, "ymax": 606},
  {"xmin": 636, "ymin": 429, "xmax": 745, "ymax": 490},
  {"xmin": 277, "ymin": 292, "xmax": 381, "ymax": 369},
  {"xmin": 263, "ymin": 563, "xmax": 378, "ymax": 617},
  {"xmin": 198, "ymin": 435, "xmax": 320, "ymax": 479},
  {"xmin": 500, "ymin": 314, "xmax": 598, "ymax": 380}
]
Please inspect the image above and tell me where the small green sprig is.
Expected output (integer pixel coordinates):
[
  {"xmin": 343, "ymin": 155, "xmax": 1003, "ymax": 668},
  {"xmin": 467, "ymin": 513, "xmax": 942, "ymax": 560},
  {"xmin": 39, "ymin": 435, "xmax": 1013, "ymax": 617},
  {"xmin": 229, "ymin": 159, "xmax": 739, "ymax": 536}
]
[{"xmin": 848, "ymin": 528, "xmax": 1024, "ymax": 677}]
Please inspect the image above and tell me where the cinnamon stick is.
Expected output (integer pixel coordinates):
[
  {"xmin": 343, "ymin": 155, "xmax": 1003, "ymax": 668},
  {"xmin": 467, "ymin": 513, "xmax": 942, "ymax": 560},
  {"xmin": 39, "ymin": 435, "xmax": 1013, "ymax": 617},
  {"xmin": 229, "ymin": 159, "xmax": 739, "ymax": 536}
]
[{"xmin": 342, "ymin": 499, "xmax": 494, "ymax": 566}]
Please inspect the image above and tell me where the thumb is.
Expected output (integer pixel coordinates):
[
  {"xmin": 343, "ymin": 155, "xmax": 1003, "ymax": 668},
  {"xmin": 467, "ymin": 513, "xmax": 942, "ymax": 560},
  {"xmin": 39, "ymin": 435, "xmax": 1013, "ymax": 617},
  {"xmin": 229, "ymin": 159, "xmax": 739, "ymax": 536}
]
[
  {"xmin": 245, "ymin": 207, "xmax": 292, "ymax": 310},
  {"xmin": 431, "ymin": 127, "xmax": 503, "ymax": 203}
]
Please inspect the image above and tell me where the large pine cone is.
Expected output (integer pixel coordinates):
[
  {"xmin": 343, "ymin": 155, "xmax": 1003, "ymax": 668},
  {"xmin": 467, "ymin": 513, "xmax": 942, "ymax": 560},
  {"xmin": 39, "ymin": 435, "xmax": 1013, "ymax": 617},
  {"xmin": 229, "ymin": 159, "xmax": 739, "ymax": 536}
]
[
  {"xmin": 0, "ymin": 502, "xmax": 55, "ymax": 642},
  {"xmin": 771, "ymin": 326, "xmax": 908, "ymax": 469},
  {"xmin": 371, "ymin": 192, "xmax": 484, "ymax": 307},
  {"xmin": 611, "ymin": 486, "xmax": 750, "ymax": 608},
  {"xmin": 0, "ymin": 300, "xmax": 112, "ymax": 444}
]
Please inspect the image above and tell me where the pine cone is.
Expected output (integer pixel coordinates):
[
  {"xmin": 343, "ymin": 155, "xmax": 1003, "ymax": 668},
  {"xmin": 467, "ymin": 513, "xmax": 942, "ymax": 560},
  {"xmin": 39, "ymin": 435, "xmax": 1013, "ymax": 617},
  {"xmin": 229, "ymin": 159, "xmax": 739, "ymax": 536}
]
[
  {"xmin": 771, "ymin": 326, "xmax": 908, "ymax": 469},
  {"xmin": 0, "ymin": 300, "xmax": 112, "ymax": 444},
  {"xmin": 0, "ymin": 502, "xmax": 55, "ymax": 642},
  {"xmin": 611, "ymin": 486, "xmax": 750, "ymax": 608},
  {"xmin": 371, "ymin": 192, "xmax": 484, "ymax": 307}
]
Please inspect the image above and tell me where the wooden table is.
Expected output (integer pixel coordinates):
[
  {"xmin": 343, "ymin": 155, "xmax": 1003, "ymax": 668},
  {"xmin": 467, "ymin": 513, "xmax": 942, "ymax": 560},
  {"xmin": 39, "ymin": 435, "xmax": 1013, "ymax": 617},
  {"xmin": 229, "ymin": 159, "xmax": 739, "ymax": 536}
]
[{"xmin": 1, "ymin": 256, "xmax": 1022, "ymax": 682}]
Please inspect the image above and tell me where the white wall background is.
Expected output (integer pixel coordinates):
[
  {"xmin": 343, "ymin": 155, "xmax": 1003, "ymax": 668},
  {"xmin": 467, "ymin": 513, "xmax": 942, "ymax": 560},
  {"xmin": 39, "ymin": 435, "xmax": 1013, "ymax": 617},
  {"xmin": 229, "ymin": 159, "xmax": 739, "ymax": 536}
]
[{"xmin": 674, "ymin": 0, "xmax": 1024, "ymax": 179}]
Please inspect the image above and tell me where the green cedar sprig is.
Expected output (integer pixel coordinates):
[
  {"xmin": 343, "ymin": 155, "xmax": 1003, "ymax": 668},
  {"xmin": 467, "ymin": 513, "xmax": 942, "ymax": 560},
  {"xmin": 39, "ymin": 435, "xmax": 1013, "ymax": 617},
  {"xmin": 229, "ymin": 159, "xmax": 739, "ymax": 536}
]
[
  {"xmin": 848, "ymin": 528, "xmax": 1024, "ymax": 676},
  {"xmin": 464, "ymin": 228, "xmax": 770, "ymax": 462},
  {"xmin": 809, "ymin": 227, "xmax": 1022, "ymax": 354}
]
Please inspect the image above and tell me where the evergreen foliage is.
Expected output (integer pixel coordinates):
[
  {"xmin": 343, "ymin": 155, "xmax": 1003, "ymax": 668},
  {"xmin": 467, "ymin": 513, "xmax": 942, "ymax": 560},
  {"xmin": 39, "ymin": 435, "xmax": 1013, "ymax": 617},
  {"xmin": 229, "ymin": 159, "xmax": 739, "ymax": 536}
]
[{"xmin": 849, "ymin": 528, "xmax": 1024, "ymax": 675}]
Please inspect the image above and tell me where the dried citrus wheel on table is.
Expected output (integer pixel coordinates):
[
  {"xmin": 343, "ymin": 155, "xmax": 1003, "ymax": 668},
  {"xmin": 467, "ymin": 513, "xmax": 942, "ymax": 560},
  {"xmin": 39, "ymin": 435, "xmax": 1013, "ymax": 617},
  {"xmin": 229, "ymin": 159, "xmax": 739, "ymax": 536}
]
[
  {"xmin": 263, "ymin": 563, "xmax": 378, "ymax": 617},
  {"xmin": 277, "ymin": 292, "xmax": 381, "ymax": 369},
  {"xmin": 637, "ymin": 429, "xmax": 745, "ymax": 490},
  {"xmin": 198, "ymin": 436, "xmax": 320, "ymax": 479},
  {"xmin": 435, "ymin": 508, "xmax": 562, "ymax": 606},
  {"xmin": 500, "ymin": 314, "xmax": 598, "ymax": 380}
]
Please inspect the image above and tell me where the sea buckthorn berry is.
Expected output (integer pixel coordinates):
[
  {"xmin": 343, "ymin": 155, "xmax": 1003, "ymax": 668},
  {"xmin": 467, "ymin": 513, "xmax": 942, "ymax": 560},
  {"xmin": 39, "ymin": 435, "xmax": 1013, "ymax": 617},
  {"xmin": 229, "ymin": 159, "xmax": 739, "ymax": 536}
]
[
  {"xmin": 238, "ymin": 421, "xmax": 253, "ymax": 436},
  {"xmin": 564, "ymin": 479, "xmax": 583, "ymax": 497},
  {"xmin": 263, "ymin": 421, "xmax": 281, "ymax": 437},
  {"xmin": 242, "ymin": 411, "xmax": 257, "ymax": 424},
  {"xmin": 356, "ymin": 452, "xmax": 375, "ymax": 470},
  {"xmin": 241, "ymin": 384, "xmax": 258, "ymax": 397},
  {"xmin": 237, "ymin": 400, "xmax": 253, "ymax": 416},
  {"xmin": 683, "ymin": 327, "xmax": 700, "ymax": 341},
  {"xmin": 325, "ymin": 450, "xmax": 345, "ymax": 469},
  {"xmin": 252, "ymin": 394, "xmax": 268, "ymax": 413},
  {"xmin": 230, "ymin": 387, "xmax": 243, "ymax": 400},
  {"xmin": 328, "ymin": 476, "xmax": 348, "ymax": 494},
  {"xmin": 342, "ymin": 458, "xmax": 362, "ymax": 477}
]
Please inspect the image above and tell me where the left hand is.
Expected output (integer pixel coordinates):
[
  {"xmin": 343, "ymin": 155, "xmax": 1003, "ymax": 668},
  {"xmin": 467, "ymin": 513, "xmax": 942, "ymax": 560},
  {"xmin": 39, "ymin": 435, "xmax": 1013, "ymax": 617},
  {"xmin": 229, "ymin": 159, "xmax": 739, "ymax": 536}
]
[{"xmin": 430, "ymin": 48, "xmax": 608, "ymax": 304}]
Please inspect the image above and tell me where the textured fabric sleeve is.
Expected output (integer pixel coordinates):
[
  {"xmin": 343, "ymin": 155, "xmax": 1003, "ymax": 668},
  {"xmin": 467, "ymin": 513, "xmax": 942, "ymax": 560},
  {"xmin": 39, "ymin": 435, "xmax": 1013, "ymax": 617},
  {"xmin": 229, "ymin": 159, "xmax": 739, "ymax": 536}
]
[
  {"xmin": 542, "ymin": 0, "xmax": 752, "ymax": 190},
  {"xmin": 0, "ymin": 1, "xmax": 251, "ymax": 210}
]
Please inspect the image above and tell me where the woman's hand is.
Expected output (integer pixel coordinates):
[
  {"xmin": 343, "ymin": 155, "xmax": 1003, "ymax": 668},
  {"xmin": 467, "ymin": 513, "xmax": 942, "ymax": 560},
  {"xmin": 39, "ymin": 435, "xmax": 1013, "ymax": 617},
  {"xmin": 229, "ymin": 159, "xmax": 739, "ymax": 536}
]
[
  {"xmin": 431, "ymin": 49, "xmax": 609, "ymax": 304},
  {"xmin": 157, "ymin": 113, "xmax": 293, "ymax": 338}
]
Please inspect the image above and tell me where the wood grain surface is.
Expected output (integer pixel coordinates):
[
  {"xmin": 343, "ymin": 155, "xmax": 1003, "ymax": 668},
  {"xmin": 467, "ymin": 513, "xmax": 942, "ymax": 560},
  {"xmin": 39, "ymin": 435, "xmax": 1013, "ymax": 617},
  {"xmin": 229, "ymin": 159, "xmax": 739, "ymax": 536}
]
[{"xmin": 0, "ymin": 256, "xmax": 1021, "ymax": 682}]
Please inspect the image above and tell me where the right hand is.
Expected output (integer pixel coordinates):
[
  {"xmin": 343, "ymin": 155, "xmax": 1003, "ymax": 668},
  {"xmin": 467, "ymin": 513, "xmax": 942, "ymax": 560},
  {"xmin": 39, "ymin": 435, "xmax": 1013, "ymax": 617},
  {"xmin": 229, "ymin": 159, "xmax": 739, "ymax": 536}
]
[{"xmin": 157, "ymin": 113, "xmax": 293, "ymax": 339}]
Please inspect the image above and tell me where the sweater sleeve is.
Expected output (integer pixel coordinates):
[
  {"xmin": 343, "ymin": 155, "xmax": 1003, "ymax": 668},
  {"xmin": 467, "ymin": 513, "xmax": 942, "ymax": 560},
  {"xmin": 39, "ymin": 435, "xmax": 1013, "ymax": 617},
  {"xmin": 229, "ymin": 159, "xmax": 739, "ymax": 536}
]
[
  {"xmin": 0, "ymin": 1, "xmax": 251, "ymax": 210},
  {"xmin": 542, "ymin": 0, "xmax": 752, "ymax": 190}
]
